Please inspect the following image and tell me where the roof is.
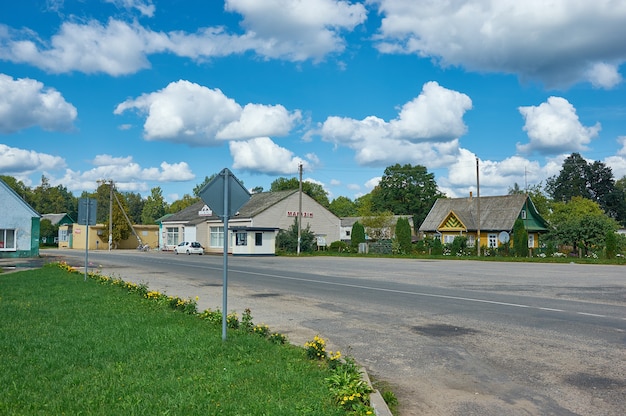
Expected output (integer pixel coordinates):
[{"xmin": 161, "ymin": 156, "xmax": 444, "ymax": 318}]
[
  {"xmin": 419, "ymin": 194, "xmax": 547, "ymax": 232},
  {"xmin": 0, "ymin": 178, "xmax": 39, "ymax": 217},
  {"xmin": 41, "ymin": 213, "xmax": 74, "ymax": 225},
  {"xmin": 163, "ymin": 190, "xmax": 298, "ymax": 224}
]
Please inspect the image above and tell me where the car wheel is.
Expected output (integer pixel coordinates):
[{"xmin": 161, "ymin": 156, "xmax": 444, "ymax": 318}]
[
  {"xmin": 187, "ymin": 250, "xmax": 191, "ymax": 255},
  {"xmin": 175, "ymin": 250, "xmax": 178, "ymax": 255}
]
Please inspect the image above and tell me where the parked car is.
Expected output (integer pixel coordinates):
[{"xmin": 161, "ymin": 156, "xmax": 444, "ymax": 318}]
[{"xmin": 174, "ymin": 241, "xmax": 204, "ymax": 255}]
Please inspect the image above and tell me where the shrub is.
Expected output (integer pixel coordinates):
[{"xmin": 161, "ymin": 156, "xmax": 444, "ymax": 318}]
[
  {"xmin": 329, "ymin": 240, "xmax": 349, "ymax": 252},
  {"xmin": 605, "ymin": 230, "xmax": 617, "ymax": 259},
  {"xmin": 350, "ymin": 221, "xmax": 366, "ymax": 251},
  {"xmin": 395, "ymin": 217, "xmax": 412, "ymax": 254}
]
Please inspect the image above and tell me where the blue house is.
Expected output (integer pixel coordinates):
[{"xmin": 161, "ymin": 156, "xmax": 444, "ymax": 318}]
[{"xmin": 0, "ymin": 178, "xmax": 40, "ymax": 258}]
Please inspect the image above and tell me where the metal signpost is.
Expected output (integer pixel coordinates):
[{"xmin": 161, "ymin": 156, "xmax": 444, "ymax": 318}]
[
  {"xmin": 77, "ymin": 198, "xmax": 97, "ymax": 281},
  {"xmin": 199, "ymin": 169, "xmax": 251, "ymax": 340}
]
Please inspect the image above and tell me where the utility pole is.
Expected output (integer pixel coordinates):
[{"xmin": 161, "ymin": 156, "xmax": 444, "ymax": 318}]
[
  {"xmin": 108, "ymin": 181, "xmax": 113, "ymax": 250},
  {"xmin": 297, "ymin": 163, "xmax": 303, "ymax": 256},
  {"xmin": 476, "ymin": 157, "xmax": 481, "ymax": 257}
]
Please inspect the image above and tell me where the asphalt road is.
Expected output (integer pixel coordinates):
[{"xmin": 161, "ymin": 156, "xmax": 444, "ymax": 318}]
[{"xmin": 43, "ymin": 249, "xmax": 626, "ymax": 416}]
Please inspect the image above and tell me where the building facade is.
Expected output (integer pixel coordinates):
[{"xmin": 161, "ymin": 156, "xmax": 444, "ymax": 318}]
[{"xmin": 0, "ymin": 178, "xmax": 40, "ymax": 258}]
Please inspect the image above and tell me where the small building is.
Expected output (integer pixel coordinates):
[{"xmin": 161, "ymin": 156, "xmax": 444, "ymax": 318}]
[
  {"xmin": 161, "ymin": 190, "xmax": 341, "ymax": 255},
  {"xmin": 419, "ymin": 194, "xmax": 549, "ymax": 250},
  {"xmin": 41, "ymin": 213, "xmax": 74, "ymax": 245},
  {"xmin": 58, "ymin": 223, "xmax": 159, "ymax": 250},
  {"xmin": 340, "ymin": 215, "xmax": 415, "ymax": 242},
  {"xmin": 0, "ymin": 178, "xmax": 40, "ymax": 258}
]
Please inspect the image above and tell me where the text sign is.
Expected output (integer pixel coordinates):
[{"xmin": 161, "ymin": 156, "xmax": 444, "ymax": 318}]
[
  {"xmin": 198, "ymin": 168, "xmax": 250, "ymax": 218},
  {"xmin": 77, "ymin": 198, "xmax": 97, "ymax": 225}
]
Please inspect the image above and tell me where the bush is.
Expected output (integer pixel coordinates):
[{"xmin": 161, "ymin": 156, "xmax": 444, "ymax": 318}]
[
  {"xmin": 276, "ymin": 218, "xmax": 316, "ymax": 253},
  {"xmin": 605, "ymin": 230, "xmax": 617, "ymax": 259},
  {"xmin": 329, "ymin": 240, "xmax": 349, "ymax": 252},
  {"xmin": 395, "ymin": 217, "xmax": 412, "ymax": 254},
  {"xmin": 350, "ymin": 221, "xmax": 366, "ymax": 251}
]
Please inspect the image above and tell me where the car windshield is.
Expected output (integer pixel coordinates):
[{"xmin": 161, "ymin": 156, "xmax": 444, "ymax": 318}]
[{"xmin": 191, "ymin": 242, "xmax": 200, "ymax": 247}]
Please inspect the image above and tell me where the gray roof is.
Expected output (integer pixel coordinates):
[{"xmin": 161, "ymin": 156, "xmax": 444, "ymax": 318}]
[
  {"xmin": 163, "ymin": 190, "xmax": 297, "ymax": 224},
  {"xmin": 41, "ymin": 213, "xmax": 73, "ymax": 225},
  {"xmin": 419, "ymin": 194, "xmax": 531, "ymax": 232}
]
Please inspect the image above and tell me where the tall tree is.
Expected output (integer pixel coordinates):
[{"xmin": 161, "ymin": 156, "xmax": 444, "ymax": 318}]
[
  {"xmin": 329, "ymin": 196, "xmax": 357, "ymax": 217},
  {"xmin": 124, "ymin": 191, "xmax": 145, "ymax": 224},
  {"xmin": 193, "ymin": 174, "xmax": 217, "ymax": 196},
  {"xmin": 350, "ymin": 221, "xmax": 366, "ymax": 251},
  {"xmin": 395, "ymin": 217, "xmax": 412, "ymax": 254},
  {"xmin": 270, "ymin": 177, "xmax": 330, "ymax": 207},
  {"xmin": 546, "ymin": 153, "xmax": 591, "ymax": 202},
  {"xmin": 29, "ymin": 175, "xmax": 77, "ymax": 219},
  {"xmin": 512, "ymin": 218, "xmax": 529, "ymax": 257},
  {"xmin": 169, "ymin": 194, "xmax": 200, "ymax": 214},
  {"xmin": 0, "ymin": 175, "xmax": 34, "ymax": 205},
  {"xmin": 142, "ymin": 187, "xmax": 167, "ymax": 224},
  {"xmin": 370, "ymin": 164, "xmax": 444, "ymax": 228}
]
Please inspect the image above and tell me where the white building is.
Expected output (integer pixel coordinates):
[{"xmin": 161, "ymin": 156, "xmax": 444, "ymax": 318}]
[
  {"xmin": 0, "ymin": 178, "xmax": 40, "ymax": 258},
  {"xmin": 161, "ymin": 190, "xmax": 341, "ymax": 255}
]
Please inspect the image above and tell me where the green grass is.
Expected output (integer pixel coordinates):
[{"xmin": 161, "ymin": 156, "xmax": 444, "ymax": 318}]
[{"xmin": 0, "ymin": 266, "xmax": 345, "ymax": 415}]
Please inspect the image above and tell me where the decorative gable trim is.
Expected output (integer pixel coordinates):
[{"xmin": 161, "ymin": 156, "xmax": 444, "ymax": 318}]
[{"xmin": 437, "ymin": 211, "xmax": 467, "ymax": 231}]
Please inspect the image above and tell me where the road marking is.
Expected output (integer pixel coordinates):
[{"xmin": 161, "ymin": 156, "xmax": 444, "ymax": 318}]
[
  {"xmin": 576, "ymin": 312, "xmax": 607, "ymax": 318},
  {"xmin": 539, "ymin": 307, "xmax": 565, "ymax": 312}
]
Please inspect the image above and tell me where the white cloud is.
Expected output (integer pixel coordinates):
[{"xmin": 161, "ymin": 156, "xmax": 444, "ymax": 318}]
[
  {"xmin": 319, "ymin": 81, "xmax": 469, "ymax": 166},
  {"xmin": 0, "ymin": 144, "xmax": 66, "ymax": 174},
  {"xmin": 229, "ymin": 137, "xmax": 308, "ymax": 175},
  {"xmin": 372, "ymin": 0, "xmax": 626, "ymax": 88},
  {"xmin": 92, "ymin": 154, "xmax": 134, "ymax": 166},
  {"xmin": 115, "ymin": 80, "xmax": 300, "ymax": 145},
  {"xmin": 224, "ymin": 0, "xmax": 367, "ymax": 62},
  {"xmin": 0, "ymin": 74, "xmax": 77, "ymax": 133},
  {"xmin": 364, "ymin": 177, "xmax": 380, "ymax": 190},
  {"xmin": 104, "ymin": 0, "xmax": 155, "ymax": 17},
  {"xmin": 517, "ymin": 97, "xmax": 601, "ymax": 155},
  {"xmin": 0, "ymin": 1, "xmax": 366, "ymax": 76},
  {"xmin": 441, "ymin": 148, "xmax": 549, "ymax": 197},
  {"xmin": 604, "ymin": 136, "xmax": 626, "ymax": 179}
]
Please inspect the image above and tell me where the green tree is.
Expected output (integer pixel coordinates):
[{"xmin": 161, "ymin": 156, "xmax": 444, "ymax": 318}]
[
  {"xmin": 395, "ymin": 217, "xmax": 412, "ymax": 254},
  {"xmin": 39, "ymin": 218, "xmax": 57, "ymax": 245},
  {"xmin": 547, "ymin": 196, "xmax": 619, "ymax": 256},
  {"xmin": 370, "ymin": 164, "xmax": 444, "ymax": 228},
  {"xmin": 193, "ymin": 174, "xmax": 217, "ymax": 196},
  {"xmin": 270, "ymin": 177, "xmax": 330, "ymax": 207},
  {"xmin": 329, "ymin": 196, "xmax": 357, "ymax": 217},
  {"xmin": 546, "ymin": 153, "xmax": 591, "ymax": 202},
  {"xmin": 350, "ymin": 221, "xmax": 366, "ymax": 251},
  {"xmin": 605, "ymin": 230, "xmax": 618, "ymax": 259},
  {"xmin": 141, "ymin": 187, "xmax": 167, "ymax": 224},
  {"xmin": 275, "ymin": 218, "xmax": 316, "ymax": 253},
  {"xmin": 0, "ymin": 175, "xmax": 33, "ymax": 204},
  {"xmin": 512, "ymin": 218, "xmax": 529, "ymax": 257},
  {"xmin": 169, "ymin": 194, "xmax": 200, "ymax": 213},
  {"xmin": 124, "ymin": 191, "xmax": 144, "ymax": 224},
  {"xmin": 30, "ymin": 176, "xmax": 77, "ymax": 219}
]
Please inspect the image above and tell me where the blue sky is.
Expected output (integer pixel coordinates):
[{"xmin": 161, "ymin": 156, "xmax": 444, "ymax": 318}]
[{"xmin": 1, "ymin": 0, "xmax": 625, "ymax": 203}]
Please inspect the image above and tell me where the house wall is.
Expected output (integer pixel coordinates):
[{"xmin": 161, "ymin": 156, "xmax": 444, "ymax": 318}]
[
  {"xmin": 231, "ymin": 230, "xmax": 277, "ymax": 256},
  {"xmin": 61, "ymin": 224, "xmax": 159, "ymax": 250},
  {"xmin": 252, "ymin": 193, "xmax": 341, "ymax": 243},
  {"xmin": 0, "ymin": 184, "xmax": 40, "ymax": 258}
]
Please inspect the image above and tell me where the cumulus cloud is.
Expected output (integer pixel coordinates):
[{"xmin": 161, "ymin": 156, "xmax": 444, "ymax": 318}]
[
  {"xmin": 517, "ymin": 97, "xmax": 601, "ymax": 155},
  {"xmin": 441, "ymin": 148, "xmax": 549, "ymax": 197},
  {"xmin": 0, "ymin": 1, "xmax": 365, "ymax": 75},
  {"xmin": 604, "ymin": 136, "xmax": 626, "ymax": 179},
  {"xmin": 224, "ymin": 0, "xmax": 367, "ymax": 62},
  {"xmin": 372, "ymin": 0, "xmax": 626, "ymax": 88},
  {"xmin": 0, "ymin": 74, "xmax": 77, "ymax": 133},
  {"xmin": 46, "ymin": 155, "xmax": 195, "ymax": 193},
  {"xmin": 0, "ymin": 144, "xmax": 66, "ymax": 175},
  {"xmin": 115, "ymin": 80, "xmax": 301, "ymax": 145},
  {"xmin": 229, "ymin": 137, "xmax": 309, "ymax": 175},
  {"xmin": 319, "ymin": 81, "xmax": 470, "ymax": 166}
]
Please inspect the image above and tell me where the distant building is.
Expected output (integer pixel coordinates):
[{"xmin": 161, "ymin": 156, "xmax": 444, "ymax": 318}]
[{"xmin": 0, "ymin": 178, "xmax": 40, "ymax": 258}]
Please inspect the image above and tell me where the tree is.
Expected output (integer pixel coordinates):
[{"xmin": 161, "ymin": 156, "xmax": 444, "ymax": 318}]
[
  {"xmin": 350, "ymin": 221, "xmax": 366, "ymax": 251},
  {"xmin": 30, "ymin": 175, "xmax": 77, "ymax": 219},
  {"xmin": 124, "ymin": 191, "xmax": 145, "ymax": 224},
  {"xmin": 91, "ymin": 182, "xmax": 133, "ymax": 248},
  {"xmin": 508, "ymin": 182, "xmax": 552, "ymax": 220},
  {"xmin": 369, "ymin": 164, "xmax": 444, "ymax": 229},
  {"xmin": 546, "ymin": 196, "xmax": 619, "ymax": 256},
  {"xmin": 270, "ymin": 177, "xmax": 330, "ymax": 207},
  {"xmin": 142, "ymin": 187, "xmax": 167, "ymax": 224},
  {"xmin": 395, "ymin": 217, "xmax": 412, "ymax": 254},
  {"xmin": 0, "ymin": 175, "xmax": 33, "ymax": 204},
  {"xmin": 546, "ymin": 153, "xmax": 625, "ymax": 224},
  {"xmin": 329, "ymin": 196, "xmax": 357, "ymax": 217},
  {"xmin": 169, "ymin": 194, "xmax": 200, "ymax": 214},
  {"xmin": 39, "ymin": 218, "xmax": 57, "ymax": 245},
  {"xmin": 512, "ymin": 218, "xmax": 529, "ymax": 257},
  {"xmin": 193, "ymin": 174, "xmax": 217, "ymax": 197},
  {"xmin": 276, "ymin": 218, "xmax": 316, "ymax": 253}
]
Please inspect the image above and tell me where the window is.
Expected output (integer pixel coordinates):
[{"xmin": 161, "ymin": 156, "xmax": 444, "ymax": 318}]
[
  {"xmin": 528, "ymin": 233, "xmax": 535, "ymax": 248},
  {"xmin": 488, "ymin": 233, "xmax": 497, "ymax": 248},
  {"xmin": 166, "ymin": 227, "xmax": 179, "ymax": 246},
  {"xmin": 443, "ymin": 234, "xmax": 456, "ymax": 244},
  {"xmin": 210, "ymin": 227, "xmax": 224, "ymax": 248},
  {"xmin": 467, "ymin": 234, "xmax": 475, "ymax": 247},
  {"xmin": 0, "ymin": 229, "xmax": 16, "ymax": 251},
  {"xmin": 236, "ymin": 232, "xmax": 247, "ymax": 246},
  {"xmin": 521, "ymin": 209, "xmax": 527, "ymax": 219},
  {"xmin": 58, "ymin": 228, "xmax": 69, "ymax": 242},
  {"xmin": 255, "ymin": 232, "xmax": 263, "ymax": 246}
]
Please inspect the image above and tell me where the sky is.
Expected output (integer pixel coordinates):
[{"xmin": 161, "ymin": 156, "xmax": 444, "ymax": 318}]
[{"xmin": 1, "ymin": 0, "xmax": 625, "ymax": 204}]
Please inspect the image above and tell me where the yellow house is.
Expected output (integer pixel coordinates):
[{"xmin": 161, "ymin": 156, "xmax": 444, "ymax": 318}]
[
  {"xmin": 419, "ymin": 194, "xmax": 549, "ymax": 250},
  {"xmin": 58, "ymin": 223, "xmax": 159, "ymax": 250}
]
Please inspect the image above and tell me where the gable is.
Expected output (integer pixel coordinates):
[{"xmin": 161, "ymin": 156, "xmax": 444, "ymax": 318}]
[
  {"xmin": 0, "ymin": 179, "xmax": 39, "ymax": 219},
  {"xmin": 437, "ymin": 211, "xmax": 467, "ymax": 231}
]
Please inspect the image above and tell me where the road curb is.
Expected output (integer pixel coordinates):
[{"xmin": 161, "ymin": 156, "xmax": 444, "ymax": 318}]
[{"xmin": 360, "ymin": 367, "xmax": 393, "ymax": 416}]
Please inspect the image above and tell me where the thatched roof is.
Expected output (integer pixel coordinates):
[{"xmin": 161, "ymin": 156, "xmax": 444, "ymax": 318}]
[{"xmin": 419, "ymin": 194, "xmax": 538, "ymax": 232}]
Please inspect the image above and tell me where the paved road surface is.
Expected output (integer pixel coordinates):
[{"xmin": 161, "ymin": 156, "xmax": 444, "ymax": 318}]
[{"xmin": 42, "ymin": 250, "xmax": 626, "ymax": 416}]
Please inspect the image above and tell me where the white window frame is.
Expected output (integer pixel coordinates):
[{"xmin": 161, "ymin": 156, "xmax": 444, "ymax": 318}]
[
  {"xmin": 467, "ymin": 234, "xmax": 475, "ymax": 247},
  {"xmin": 528, "ymin": 233, "xmax": 535, "ymax": 248},
  {"xmin": 236, "ymin": 232, "xmax": 247, "ymax": 246},
  {"xmin": 0, "ymin": 229, "xmax": 17, "ymax": 251},
  {"xmin": 210, "ymin": 227, "xmax": 224, "ymax": 248},
  {"xmin": 488, "ymin": 233, "xmax": 498, "ymax": 248},
  {"xmin": 166, "ymin": 227, "xmax": 179, "ymax": 246},
  {"xmin": 443, "ymin": 234, "xmax": 456, "ymax": 244}
]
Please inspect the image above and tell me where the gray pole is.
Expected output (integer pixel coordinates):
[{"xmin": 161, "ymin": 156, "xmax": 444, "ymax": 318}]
[
  {"xmin": 84, "ymin": 200, "xmax": 89, "ymax": 282},
  {"xmin": 222, "ymin": 170, "xmax": 230, "ymax": 341},
  {"xmin": 476, "ymin": 157, "xmax": 481, "ymax": 256},
  {"xmin": 297, "ymin": 163, "xmax": 302, "ymax": 255},
  {"xmin": 108, "ymin": 181, "xmax": 113, "ymax": 251}
]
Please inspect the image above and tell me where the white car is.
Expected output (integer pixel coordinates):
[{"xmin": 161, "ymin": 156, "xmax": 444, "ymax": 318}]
[{"xmin": 174, "ymin": 241, "xmax": 204, "ymax": 255}]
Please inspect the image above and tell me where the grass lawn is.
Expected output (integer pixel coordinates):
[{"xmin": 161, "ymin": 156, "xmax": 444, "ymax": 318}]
[{"xmin": 0, "ymin": 265, "xmax": 347, "ymax": 415}]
